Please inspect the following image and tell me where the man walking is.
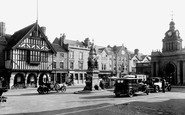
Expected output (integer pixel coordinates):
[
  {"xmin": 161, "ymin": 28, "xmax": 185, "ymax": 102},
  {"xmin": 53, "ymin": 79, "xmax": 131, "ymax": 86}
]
[{"xmin": 162, "ymin": 78, "xmax": 166, "ymax": 93}]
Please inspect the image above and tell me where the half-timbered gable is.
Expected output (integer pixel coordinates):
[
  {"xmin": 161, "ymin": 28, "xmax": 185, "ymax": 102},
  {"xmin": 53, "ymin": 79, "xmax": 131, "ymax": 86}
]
[
  {"xmin": 6, "ymin": 23, "xmax": 55, "ymax": 71},
  {"xmin": 4, "ymin": 22, "xmax": 56, "ymax": 89}
]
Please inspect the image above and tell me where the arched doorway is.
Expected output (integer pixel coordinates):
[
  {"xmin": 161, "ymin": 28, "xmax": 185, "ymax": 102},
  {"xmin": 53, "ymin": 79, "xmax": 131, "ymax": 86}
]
[
  {"xmin": 165, "ymin": 62, "xmax": 176, "ymax": 85},
  {"xmin": 27, "ymin": 73, "xmax": 37, "ymax": 87},
  {"xmin": 39, "ymin": 73, "xmax": 49, "ymax": 85},
  {"xmin": 14, "ymin": 73, "xmax": 25, "ymax": 88}
]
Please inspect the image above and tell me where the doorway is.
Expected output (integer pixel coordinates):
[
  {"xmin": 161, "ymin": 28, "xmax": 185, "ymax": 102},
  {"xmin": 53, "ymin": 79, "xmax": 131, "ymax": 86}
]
[{"xmin": 165, "ymin": 62, "xmax": 176, "ymax": 85}]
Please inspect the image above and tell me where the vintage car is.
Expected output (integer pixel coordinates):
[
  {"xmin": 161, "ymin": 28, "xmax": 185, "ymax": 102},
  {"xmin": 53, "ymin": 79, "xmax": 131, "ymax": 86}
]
[
  {"xmin": 37, "ymin": 82, "xmax": 66, "ymax": 94},
  {"xmin": 114, "ymin": 77, "xmax": 149, "ymax": 97},
  {"xmin": 146, "ymin": 77, "xmax": 171, "ymax": 92}
]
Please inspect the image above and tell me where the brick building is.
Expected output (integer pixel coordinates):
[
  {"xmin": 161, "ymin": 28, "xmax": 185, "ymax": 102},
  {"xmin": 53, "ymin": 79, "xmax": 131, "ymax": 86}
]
[
  {"xmin": 112, "ymin": 45, "xmax": 129, "ymax": 77},
  {"xmin": 53, "ymin": 34, "xmax": 91, "ymax": 85},
  {"xmin": 52, "ymin": 41, "xmax": 68, "ymax": 84}
]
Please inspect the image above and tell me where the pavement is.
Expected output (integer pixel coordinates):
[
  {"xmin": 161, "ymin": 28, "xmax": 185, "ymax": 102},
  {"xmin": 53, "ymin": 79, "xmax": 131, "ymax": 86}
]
[
  {"xmin": 1, "ymin": 85, "xmax": 185, "ymax": 115},
  {"xmin": 0, "ymin": 84, "xmax": 112, "ymax": 114},
  {"xmin": 171, "ymin": 85, "xmax": 185, "ymax": 88}
]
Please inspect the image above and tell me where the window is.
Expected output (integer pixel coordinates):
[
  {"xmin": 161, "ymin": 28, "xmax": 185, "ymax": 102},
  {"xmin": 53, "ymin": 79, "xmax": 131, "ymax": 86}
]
[
  {"xmin": 30, "ymin": 51, "xmax": 40, "ymax": 62},
  {"xmin": 79, "ymin": 52, "xmax": 83, "ymax": 60},
  {"xmin": 69, "ymin": 51, "xmax": 74, "ymax": 59},
  {"xmin": 27, "ymin": 50, "xmax": 41, "ymax": 64},
  {"xmin": 70, "ymin": 62, "xmax": 74, "ymax": 70},
  {"xmin": 75, "ymin": 74, "xmax": 78, "ymax": 80},
  {"xmin": 104, "ymin": 65, "xmax": 106, "ymax": 70},
  {"xmin": 60, "ymin": 53, "xmax": 64, "ymax": 57},
  {"xmin": 53, "ymin": 62, "xmax": 56, "ymax": 68},
  {"xmin": 41, "ymin": 52, "xmax": 48, "ymax": 62},
  {"xmin": 79, "ymin": 62, "xmax": 83, "ymax": 70},
  {"xmin": 101, "ymin": 63, "xmax": 106, "ymax": 70},
  {"xmin": 60, "ymin": 62, "xmax": 64, "ymax": 69},
  {"xmin": 18, "ymin": 50, "xmax": 27, "ymax": 61},
  {"xmin": 80, "ymin": 73, "xmax": 83, "ymax": 80}
]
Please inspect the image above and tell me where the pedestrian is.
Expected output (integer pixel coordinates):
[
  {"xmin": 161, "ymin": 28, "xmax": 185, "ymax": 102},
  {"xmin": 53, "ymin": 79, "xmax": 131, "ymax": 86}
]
[
  {"xmin": 162, "ymin": 78, "xmax": 166, "ymax": 93},
  {"xmin": 99, "ymin": 80, "xmax": 104, "ymax": 89}
]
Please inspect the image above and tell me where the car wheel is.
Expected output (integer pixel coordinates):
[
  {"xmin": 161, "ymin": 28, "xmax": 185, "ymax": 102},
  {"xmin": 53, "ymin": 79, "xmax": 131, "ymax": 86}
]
[
  {"xmin": 37, "ymin": 87, "xmax": 43, "ymax": 94},
  {"xmin": 115, "ymin": 93, "xmax": 120, "ymax": 97},
  {"xmin": 61, "ymin": 86, "xmax": 66, "ymax": 92},
  {"xmin": 55, "ymin": 83, "xmax": 60, "ymax": 92},
  {"xmin": 128, "ymin": 89, "xmax": 134, "ymax": 97},
  {"xmin": 146, "ymin": 89, "xmax": 149, "ymax": 95},
  {"xmin": 168, "ymin": 86, "xmax": 171, "ymax": 91}
]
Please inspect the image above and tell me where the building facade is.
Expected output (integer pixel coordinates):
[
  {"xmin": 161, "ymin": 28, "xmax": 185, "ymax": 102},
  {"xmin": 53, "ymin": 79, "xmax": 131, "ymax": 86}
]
[
  {"xmin": 151, "ymin": 19, "xmax": 185, "ymax": 85},
  {"xmin": 95, "ymin": 46, "xmax": 113, "ymax": 79},
  {"xmin": 112, "ymin": 45, "xmax": 129, "ymax": 77},
  {"xmin": 52, "ymin": 42, "xmax": 68, "ymax": 84},
  {"xmin": 53, "ymin": 35, "xmax": 91, "ymax": 85},
  {"xmin": 3, "ymin": 22, "xmax": 56, "ymax": 88}
]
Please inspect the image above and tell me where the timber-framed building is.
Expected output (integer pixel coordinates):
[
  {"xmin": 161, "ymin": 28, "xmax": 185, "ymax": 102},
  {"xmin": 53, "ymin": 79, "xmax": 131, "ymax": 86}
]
[{"xmin": 2, "ymin": 22, "xmax": 56, "ymax": 88}]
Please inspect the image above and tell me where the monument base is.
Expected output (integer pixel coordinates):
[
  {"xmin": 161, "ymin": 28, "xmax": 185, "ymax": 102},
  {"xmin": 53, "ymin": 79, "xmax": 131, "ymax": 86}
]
[{"xmin": 83, "ymin": 69, "xmax": 100, "ymax": 91}]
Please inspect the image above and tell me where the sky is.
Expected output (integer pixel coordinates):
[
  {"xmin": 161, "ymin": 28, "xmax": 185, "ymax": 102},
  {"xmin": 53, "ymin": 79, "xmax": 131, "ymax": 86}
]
[{"xmin": 1, "ymin": 0, "xmax": 185, "ymax": 55}]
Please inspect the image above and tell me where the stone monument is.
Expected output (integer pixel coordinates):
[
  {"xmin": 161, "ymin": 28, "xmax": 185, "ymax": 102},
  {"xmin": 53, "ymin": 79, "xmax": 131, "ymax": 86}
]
[{"xmin": 84, "ymin": 43, "xmax": 99, "ymax": 91}]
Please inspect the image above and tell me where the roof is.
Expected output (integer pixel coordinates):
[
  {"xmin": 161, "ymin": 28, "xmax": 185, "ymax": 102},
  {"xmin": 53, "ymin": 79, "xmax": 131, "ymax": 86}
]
[
  {"xmin": 52, "ymin": 43, "xmax": 67, "ymax": 52},
  {"xmin": 52, "ymin": 37, "xmax": 60, "ymax": 44},
  {"xmin": 7, "ymin": 23, "xmax": 36, "ymax": 48},
  {"xmin": 64, "ymin": 39, "xmax": 84, "ymax": 46},
  {"xmin": 5, "ymin": 22, "xmax": 56, "ymax": 54}
]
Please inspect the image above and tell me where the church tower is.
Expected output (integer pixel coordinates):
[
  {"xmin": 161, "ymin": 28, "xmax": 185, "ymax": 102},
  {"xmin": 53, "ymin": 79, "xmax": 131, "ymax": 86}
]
[{"xmin": 162, "ymin": 19, "xmax": 182, "ymax": 52}]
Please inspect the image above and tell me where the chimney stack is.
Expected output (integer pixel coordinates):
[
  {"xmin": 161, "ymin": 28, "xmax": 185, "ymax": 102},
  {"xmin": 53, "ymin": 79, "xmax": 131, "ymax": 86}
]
[
  {"xmin": 60, "ymin": 33, "xmax": 66, "ymax": 46},
  {"xmin": 134, "ymin": 49, "xmax": 139, "ymax": 55},
  {"xmin": 0, "ymin": 22, "xmax": 6, "ymax": 37}
]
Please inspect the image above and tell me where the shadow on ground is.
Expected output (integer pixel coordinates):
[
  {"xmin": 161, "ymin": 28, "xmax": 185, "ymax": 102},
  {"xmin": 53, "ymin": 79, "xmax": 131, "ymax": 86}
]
[
  {"xmin": 4, "ymin": 103, "xmax": 112, "ymax": 115},
  {"xmin": 3, "ymin": 99, "xmax": 185, "ymax": 115}
]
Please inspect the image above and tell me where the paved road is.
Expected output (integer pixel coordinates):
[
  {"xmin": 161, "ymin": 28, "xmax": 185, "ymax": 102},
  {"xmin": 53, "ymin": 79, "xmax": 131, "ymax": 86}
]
[{"xmin": 0, "ymin": 86, "xmax": 185, "ymax": 115}]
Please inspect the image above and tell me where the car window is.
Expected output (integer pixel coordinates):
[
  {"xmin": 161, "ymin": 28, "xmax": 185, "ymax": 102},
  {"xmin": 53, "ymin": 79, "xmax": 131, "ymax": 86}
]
[{"xmin": 155, "ymin": 79, "xmax": 159, "ymax": 82}]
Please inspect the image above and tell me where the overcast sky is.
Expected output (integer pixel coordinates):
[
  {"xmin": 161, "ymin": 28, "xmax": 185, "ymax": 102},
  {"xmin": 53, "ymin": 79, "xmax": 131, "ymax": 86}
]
[{"xmin": 1, "ymin": 0, "xmax": 185, "ymax": 55}]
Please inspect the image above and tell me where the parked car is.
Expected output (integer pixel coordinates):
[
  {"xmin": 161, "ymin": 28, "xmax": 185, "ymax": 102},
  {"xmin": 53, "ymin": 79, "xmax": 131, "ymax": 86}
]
[
  {"xmin": 114, "ymin": 77, "xmax": 149, "ymax": 97},
  {"xmin": 37, "ymin": 82, "xmax": 66, "ymax": 94},
  {"xmin": 146, "ymin": 77, "xmax": 171, "ymax": 92}
]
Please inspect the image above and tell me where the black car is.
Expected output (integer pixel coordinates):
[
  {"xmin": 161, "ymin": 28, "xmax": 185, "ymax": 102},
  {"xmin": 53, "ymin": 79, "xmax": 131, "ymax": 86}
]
[{"xmin": 114, "ymin": 77, "xmax": 149, "ymax": 97}]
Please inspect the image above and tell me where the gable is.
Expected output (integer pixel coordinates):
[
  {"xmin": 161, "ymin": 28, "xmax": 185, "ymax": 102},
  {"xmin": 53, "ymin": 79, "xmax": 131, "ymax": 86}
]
[
  {"xmin": 17, "ymin": 28, "xmax": 49, "ymax": 51},
  {"xmin": 132, "ymin": 55, "xmax": 139, "ymax": 61},
  {"xmin": 142, "ymin": 56, "xmax": 150, "ymax": 62},
  {"xmin": 101, "ymin": 50, "xmax": 108, "ymax": 57},
  {"xmin": 10, "ymin": 23, "xmax": 56, "ymax": 53}
]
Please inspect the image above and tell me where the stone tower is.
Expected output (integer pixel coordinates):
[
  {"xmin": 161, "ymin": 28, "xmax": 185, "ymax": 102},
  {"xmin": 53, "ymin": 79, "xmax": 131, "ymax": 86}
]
[{"xmin": 162, "ymin": 20, "xmax": 182, "ymax": 52}]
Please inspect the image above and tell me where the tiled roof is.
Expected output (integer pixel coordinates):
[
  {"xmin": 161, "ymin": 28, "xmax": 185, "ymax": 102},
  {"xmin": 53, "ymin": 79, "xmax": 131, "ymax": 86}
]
[
  {"xmin": 7, "ymin": 23, "xmax": 36, "ymax": 48},
  {"xmin": 94, "ymin": 45, "xmax": 105, "ymax": 54},
  {"xmin": 52, "ymin": 37, "xmax": 60, "ymax": 44},
  {"xmin": 130, "ymin": 54, "xmax": 135, "ymax": 59},
  {"xmin": 5, "ymin": 22, "xmax": 56, "ymax": 54},
  {"xmin": 64, "ymin": 39, "xmax": 84, "ymax": 46},
  {"xmin": 52, "ymin": 43, "xmax": 67, "ymax": 52}
]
